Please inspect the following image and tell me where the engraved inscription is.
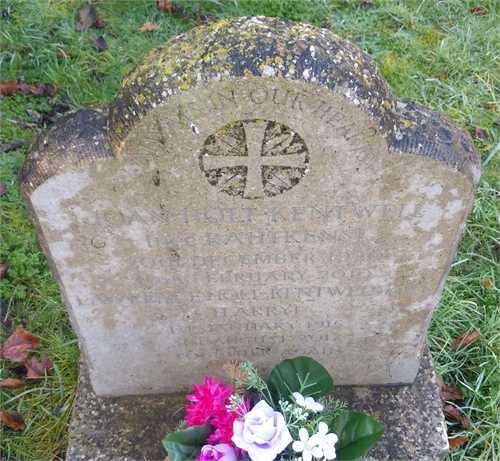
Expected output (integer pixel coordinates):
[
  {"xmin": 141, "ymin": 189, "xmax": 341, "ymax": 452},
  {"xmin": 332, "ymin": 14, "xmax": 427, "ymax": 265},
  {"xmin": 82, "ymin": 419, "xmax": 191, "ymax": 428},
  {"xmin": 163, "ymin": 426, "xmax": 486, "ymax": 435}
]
[{"xmin": 200, "ymin": 120, "xmax": 309, "ymax": 198}]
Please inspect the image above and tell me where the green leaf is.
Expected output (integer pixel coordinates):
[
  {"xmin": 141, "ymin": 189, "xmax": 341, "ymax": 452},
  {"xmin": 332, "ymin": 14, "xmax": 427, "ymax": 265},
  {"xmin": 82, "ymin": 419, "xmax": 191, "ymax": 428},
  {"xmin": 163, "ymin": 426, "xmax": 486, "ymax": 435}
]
[
  {"xmin": 330, "ymin": 410, "xmax": 385, "ymax": 460},
  {"xmin": 162, "ymin": 423, "xmax": 213, "ymax": 461},
  {"xmin": 266, "ymin": 356, "xmax": 333, "ymax": 403}
]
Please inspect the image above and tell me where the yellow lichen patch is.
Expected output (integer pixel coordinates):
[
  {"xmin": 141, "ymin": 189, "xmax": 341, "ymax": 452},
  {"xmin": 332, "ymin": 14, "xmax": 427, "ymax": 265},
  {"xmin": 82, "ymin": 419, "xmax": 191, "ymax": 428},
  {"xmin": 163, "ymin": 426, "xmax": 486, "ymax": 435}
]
[
  {"xmin": 402, "ymin": 119, "xmax": 416, "ymax": 128},
  {"xmin": 137, "ymin": 94, "xmax": 145, "ymax": 103},
  {"xmin": 180, "ymin": 79, "xmax": 191, "ymax": 90},
  {"xmin": 384, "ymin": 100, "xmax": 392, "ymax": 110}
]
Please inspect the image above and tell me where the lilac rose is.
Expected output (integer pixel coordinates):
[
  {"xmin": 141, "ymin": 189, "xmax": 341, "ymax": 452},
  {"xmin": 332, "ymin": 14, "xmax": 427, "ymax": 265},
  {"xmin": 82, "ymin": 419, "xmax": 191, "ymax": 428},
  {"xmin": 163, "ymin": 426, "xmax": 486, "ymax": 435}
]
[
  {"xmin": 196, "ymin": 444, "xmax": 237, "ymax": 461},
  {"xmin": 232, "ymin": 401, "xmax": 292, "ymax": 461}
]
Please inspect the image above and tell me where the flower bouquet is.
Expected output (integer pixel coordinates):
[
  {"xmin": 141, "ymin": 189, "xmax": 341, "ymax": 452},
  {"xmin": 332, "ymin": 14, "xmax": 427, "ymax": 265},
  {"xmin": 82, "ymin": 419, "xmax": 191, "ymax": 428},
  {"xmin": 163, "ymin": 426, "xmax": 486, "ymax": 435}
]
[{"xmin": 163, "ymin": 356, "xmax": 385, "ymax": 461}]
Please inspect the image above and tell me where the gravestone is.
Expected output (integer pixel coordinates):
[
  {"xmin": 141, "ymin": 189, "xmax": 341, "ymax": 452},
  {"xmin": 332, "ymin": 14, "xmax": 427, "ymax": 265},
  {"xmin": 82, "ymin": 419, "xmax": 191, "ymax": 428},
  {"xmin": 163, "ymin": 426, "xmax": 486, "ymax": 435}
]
[{"xmin": 21, "ymin": 17, "xmax": 481, "ymax": 399}]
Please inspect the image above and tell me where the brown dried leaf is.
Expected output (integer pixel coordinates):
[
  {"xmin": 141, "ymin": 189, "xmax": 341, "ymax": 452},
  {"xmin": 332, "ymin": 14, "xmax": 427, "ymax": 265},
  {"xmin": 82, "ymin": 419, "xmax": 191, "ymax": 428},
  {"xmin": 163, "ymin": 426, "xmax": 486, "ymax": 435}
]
[
  {"xmin": 42, "ymin": 82, "xmax": 57, "ymax": 96},
  {"xmin": 172, "ymin": 3, "xmax": 188, "ymax": 19},
  {"xmin": 0, "ymin": 262, "xmax": 10, "ymax": 279},
  {"xmin": 58, "ymin": 51, "xmax": 72, "ymax": 59},
  {"xmin": 25, "ymin": 354, "xmax": 53, "ymax": 378},
  {"xmin": 93, "ymin": 16, "xmax": 109, "ymax": 29},
  {"xmin": 362, "ymin": 1, "xmax": 374, "ymax": 9},
  {"xmin": 156, "ymin": 0, "xmax": 173, "ymax": 12},
  {"xmin": 194, "ymin": 12, "xmax": 215, "ymax": 26},
  {"xmin": 0, "ymin": 80, "xmax": 19, "ymax": 96},
  {"xmin": 441, "ymin": 384, "xmax": 464, "ymax": 402},
  {"xmin": 76, "ymin": 4, "xmax": 97, "ymax": 31},
  {"xmin": 0, "ymin": 410, "xmax": 26, "ymax": 431},
  {"xmin": 0, "ymin": 378, "xmax": 30, "ymax": 389},
  {"xmin": 18, "ymin": 81, "xmax": 44, "ymax": 96},
  {"xmin": 443, "ymin": 405, "xmax": 470, "ymax": 429},
  {"xmin": 448, "ymin": 435, "xmax": 469, "ymax": 447},
  {"xmin": 18, "ymin": 81, "xmax": 57, "ymax": 97},
  {"xmin": 451, "ymin": 329, "xmax": 481, "ymax": 350},
  {"xmin": 470, "ymin": 6, "xmax": 485, "ymax": 15},
  {"xmin": 0, "ymin": 325, "xmax": 40, "ymax": 362},
  {"xmin": 0, "ymin": 183, "xmax": 5, "ymax": 196},
  {"xmin": 140, "ymin": 21, "xmax": 161, "ymax": 32},
  {"xmin": 8, "ymin": 363, "xmax": 28, "ymax": 377},
  {"xmin": 479, "ymin": 277, "xmax": 495, "ymax": 290},
  {"xmin": 0, "ymin": 140, "xmax": 25, "ymax": 152},
  {"xmin": 15, "ymin": 121, "xmax": 38, "ymax": 130},
  {"xmin": 475, "ymin": 126, "xmax": 488, "ymax": 141},
  {"xmin": 92, "ymin": 36, "xmax": 107, "ymax": 51}
]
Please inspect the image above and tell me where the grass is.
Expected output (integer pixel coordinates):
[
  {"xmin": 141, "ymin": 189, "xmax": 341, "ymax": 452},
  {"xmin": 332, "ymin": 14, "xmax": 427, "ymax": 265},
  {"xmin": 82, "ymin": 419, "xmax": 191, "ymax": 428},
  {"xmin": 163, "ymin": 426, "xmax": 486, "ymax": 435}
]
[{"xmin": 1, "ymin": 0, "xmax": 499, "ymax": 460}]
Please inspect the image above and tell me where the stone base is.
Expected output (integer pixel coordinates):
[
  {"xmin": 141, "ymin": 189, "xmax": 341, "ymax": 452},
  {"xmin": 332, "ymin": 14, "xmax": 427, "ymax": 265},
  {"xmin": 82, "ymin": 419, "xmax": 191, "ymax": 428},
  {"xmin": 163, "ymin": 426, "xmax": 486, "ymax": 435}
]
[{"xmin": 66, "ymin": 346, "xmax": 448, "ymax": 461}]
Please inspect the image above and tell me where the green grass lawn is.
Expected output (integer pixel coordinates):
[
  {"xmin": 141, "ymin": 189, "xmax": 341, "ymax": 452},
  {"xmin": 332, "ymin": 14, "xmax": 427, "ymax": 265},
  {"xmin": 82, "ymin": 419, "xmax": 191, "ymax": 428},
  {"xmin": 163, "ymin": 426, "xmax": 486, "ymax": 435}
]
[{"xmin": 1, "ymin": 1, "xmax": 499, "ymax": 460}]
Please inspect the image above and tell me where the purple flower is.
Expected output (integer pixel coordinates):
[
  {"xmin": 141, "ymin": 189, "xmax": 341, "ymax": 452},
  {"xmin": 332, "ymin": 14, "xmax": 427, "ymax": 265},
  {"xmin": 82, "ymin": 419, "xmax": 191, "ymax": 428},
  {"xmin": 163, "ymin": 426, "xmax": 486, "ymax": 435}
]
[
  {"xmin": 196, "ymin": 444, "xmax": 237, "ymax": 461},
  {"xmin": 232, "ymin": 401, "xmax": 292, "ymax": 461}
]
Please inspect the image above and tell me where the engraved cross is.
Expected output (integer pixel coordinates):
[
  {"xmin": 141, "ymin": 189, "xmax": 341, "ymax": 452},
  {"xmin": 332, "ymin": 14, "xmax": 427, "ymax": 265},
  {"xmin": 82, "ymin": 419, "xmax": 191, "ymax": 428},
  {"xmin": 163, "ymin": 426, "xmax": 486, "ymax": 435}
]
[{"xmin": 202, "ymin": 121, "xmax": 306, "ymax": 198}]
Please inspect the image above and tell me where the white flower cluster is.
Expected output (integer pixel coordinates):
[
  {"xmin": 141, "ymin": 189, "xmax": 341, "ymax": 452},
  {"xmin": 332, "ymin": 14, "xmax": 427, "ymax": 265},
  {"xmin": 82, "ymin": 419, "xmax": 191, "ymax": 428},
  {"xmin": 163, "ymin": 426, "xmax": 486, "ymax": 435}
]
[
  {"xmin": 226, "ymin": 393, "xmax": 244, "ymax": 411},
  {"xmin": 292, "ymin": 392, "xmax": 324, "ymax": 413},
  {"xmin": 292, "ymin": 422, "xmax": 338, "ymax": 461}
]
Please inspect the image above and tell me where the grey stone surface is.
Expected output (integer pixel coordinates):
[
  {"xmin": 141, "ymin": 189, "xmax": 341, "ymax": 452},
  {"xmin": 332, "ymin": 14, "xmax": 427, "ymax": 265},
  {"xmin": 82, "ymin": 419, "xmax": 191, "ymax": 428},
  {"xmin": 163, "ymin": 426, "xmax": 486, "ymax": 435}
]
[
  {"xmin": 20, "ymin": 17, "xmax": 481, "ymax": 397},
  {"xmin": 66, "ymin": 346, "xmax": 448, "ymax": 461}
]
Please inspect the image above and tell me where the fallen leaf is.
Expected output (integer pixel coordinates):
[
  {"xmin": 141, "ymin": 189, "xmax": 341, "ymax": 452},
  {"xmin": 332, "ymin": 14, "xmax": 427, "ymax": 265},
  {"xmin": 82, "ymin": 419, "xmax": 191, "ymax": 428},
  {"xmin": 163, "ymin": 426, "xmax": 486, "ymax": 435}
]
[
  {"xmin": 0, "ymin": 140, "xmax": 25, "ymax": 152},
  {"xmin": 479, "ymin": 277, "xmax": 495, "ymax": 290},
  {"xmin": 57, "ymin": 51, "xmax": 72, "ymax": 59},
  {"xmin": 171, "ymin": 3, "xmax": 188, "ymax": 19},
  {"xmin": 0, "ymin": 262, "xmax": 9, "ymax": 279},
  {"xmin": 15, "ymin": 121, "xmax": 38, "ymax": 130},
  {"xmin": 362, "ymin": 1, "xmax": 374, "ymax": 9},
  {"xmin": 43, "ymin": 82, "xmax": 57, "ymax": 96},
  {"xmin": 26, "ymin": 109, "xmax": 42, "ymax": 125},
  {"xmin": 0, "ymin": 410, "xmax": 26, "ymax": 431},
  {"xmin": 470, "ymin": 6, "xmax": 485, "ymax": 15},
  {"xmin": 140, "ymin": 21, "xmax": 161, "ymax": 32},
  {"xmin": 7, "ymin": 363, "xmax": 28, "ymax": 377},
  {"xmin": 443, "ymin": 404, "xmax": 470, "ymax": 428},
  {"xmin": 0, "ymin": 80, "xmax": 19, "ymax": 96},
  {"xmin": 0, "ymin": 183, "xmax": 5, "ymax": 196},
  {"xmin": 25, "ymin": 354, "xmax": 53, "ymax": 378},
  {"xmin": 475, "ymin": 126, "xmax": 488, "ymax": 141},
  {"xmin": 18, "ymin": 81, "xmax": 43, "ymax": 95},
  {"xmin": 76, "ymin": 4, "xmax": 97, "ymax": 31},
  {"xmin": 448, "ymin": 435, "xmax": 469, "ymax": 447},
  {"xmin": 441, "ymin": 384, "xmax": 464, "ymax": 402},
  {"xmin": 156, "ymin": 0, "xmax": 173, "ymax": 12},
  {"xmin": 92, "ymin": 36, "xmax": 107, "ymax": 51},
  {"xmin": 0, "ymin": 325, "xmax": 40, "ymax": 362},
  {"xmin": 194, "ymin": 7, "xmax": 215, "ymax": 25},
  {"xmin": 0, "ymin": 378, "xmax": 29, "ymax": 389},
  {"xmin": 93, "ymin": 16, "xmax": 108, "ymax": 29},
  {"xmin": 451, "ymin": 329, "xmax": 481, "ymax": 350},
  {"xmin": 18, "ymin": 81, "xmax": 57, "ymax": 97}
]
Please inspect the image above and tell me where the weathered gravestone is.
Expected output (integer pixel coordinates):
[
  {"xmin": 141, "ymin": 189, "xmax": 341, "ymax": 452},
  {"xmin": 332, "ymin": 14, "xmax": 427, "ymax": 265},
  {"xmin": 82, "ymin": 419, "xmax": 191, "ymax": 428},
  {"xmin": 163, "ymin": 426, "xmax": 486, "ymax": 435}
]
[{"xmin": 21, "ymin": 17, "xmax": 480, "ymax": 401}]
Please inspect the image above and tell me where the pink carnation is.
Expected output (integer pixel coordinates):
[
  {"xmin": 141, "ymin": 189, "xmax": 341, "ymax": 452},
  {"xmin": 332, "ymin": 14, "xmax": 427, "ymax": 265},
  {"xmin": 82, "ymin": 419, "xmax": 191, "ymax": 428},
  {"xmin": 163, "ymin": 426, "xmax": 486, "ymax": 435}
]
[
  {"xmin": 185, "ymin": 376, "xmax": 233, "ymax": 427},
  {"xmin": 209, "ymin": 398, "xmax": 250, "ymax": 445}
]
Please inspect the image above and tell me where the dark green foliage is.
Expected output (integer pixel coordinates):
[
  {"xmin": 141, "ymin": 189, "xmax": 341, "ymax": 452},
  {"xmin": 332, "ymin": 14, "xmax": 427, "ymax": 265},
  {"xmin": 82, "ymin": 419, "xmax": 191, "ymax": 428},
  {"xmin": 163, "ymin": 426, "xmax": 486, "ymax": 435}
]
[
  {"xmin": 266, "ymin": 356, "xmax": 334, "ymax": 403},
  {"xmin": 330, "ymin": 410, "xmax": 386, "ymax": 460}
]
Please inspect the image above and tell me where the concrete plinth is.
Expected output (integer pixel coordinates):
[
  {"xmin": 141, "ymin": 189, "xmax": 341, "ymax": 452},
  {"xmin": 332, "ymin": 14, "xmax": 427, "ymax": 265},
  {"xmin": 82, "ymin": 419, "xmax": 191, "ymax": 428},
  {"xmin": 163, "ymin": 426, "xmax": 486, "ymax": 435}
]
[{"xmin": 66, "ymin": 346, "xmax": 448, "ymax": 461}]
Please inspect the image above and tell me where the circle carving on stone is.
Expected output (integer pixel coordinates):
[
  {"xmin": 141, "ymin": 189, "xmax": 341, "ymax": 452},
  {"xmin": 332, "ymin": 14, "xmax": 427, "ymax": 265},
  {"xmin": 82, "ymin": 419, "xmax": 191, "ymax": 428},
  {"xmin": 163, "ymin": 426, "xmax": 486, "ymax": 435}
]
[{"xmin": 199, "ymin": 119, "xmax": 309, "ymax": 199}]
